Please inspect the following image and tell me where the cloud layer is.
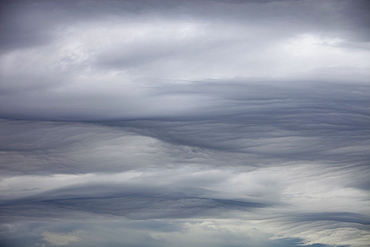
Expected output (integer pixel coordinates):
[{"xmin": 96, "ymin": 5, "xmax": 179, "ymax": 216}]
[{"xmin": 1, "ymin": 0, "xmax": 369, "ymax": 246}]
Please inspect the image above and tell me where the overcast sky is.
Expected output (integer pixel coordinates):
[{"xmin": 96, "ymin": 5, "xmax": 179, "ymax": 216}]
[{"xmin": 1, "ymin": 0, "xmax": 370, "ymax": 246}]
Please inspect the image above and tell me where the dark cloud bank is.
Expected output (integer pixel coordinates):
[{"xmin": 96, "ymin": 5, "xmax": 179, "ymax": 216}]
[{"xmin": 1, "ymin": 0, "xmax": 370, "ymax": 247}]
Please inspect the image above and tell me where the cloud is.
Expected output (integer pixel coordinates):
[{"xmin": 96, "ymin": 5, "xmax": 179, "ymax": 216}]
[
  {"xmin": 42, "ymin": 231, "xmax": 80, "ymax": 246},
  {"xmin": 1, "ymin": 0, "xmax": 369, "ymax": 246},
  {"xmin": 1, "ymin": 164, "xmax": 369, "ymax": 246}
]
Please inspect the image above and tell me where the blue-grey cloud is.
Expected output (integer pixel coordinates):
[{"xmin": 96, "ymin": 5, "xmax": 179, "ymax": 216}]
[
  {"xmin": 0, "ymin": 184, "xmax": 273, "ymax": 221},
  {"xmin": 1, "ymin": 0, "xmax": 370, "ymax": 246}
]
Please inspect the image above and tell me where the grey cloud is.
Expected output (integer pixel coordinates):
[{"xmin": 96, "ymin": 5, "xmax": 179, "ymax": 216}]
[
  {"xmin": 0, "ymin": 81, "xmax": 369, "ymax": 177},
  {"xmin": 292, "ymin": 212, "xmax": 370, "ymax": 226},
  {"xmin": 0, "ymin": 119, "xmax": 182, "ymax": 175},
  {"xmin": 1, "ymin": 180, "xmax": 365, "ymax": 246},
  {"xmin": 97, "ymin": 81, "xmax": 369, "ymax": 165},
  {"xmin": 1, "ymin": 0, "xmax": 367, "ymax": 54},
  {"xmin": 3, "ymin": 179, "xmax": 366, "ymax": 246},
  {"xmin": 341, "ymin": 0, "xmax": 370, "ymax": 42},
  {"xmin": 0, "ymin": 182, "xmax": 273, "ymax": 221},
  {"xmin": 1, "ymin": 0, "xmax": 369, "ymax": 246},
  {"xmin": 0, "ymin": 1, "xmax": 60, "ymax": 51},
  {"xmin": 1, "ymin": 1, "xmax": 369, "ymax": 121},
  {"xmin": 0, "ymin": 219, "xmax": 322, "ymax": 247}
]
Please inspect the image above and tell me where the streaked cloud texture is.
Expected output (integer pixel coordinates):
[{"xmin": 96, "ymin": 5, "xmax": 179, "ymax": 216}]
[{"xmin": 1, "ymin": 0, "xmax": 369, "ymax": 246}]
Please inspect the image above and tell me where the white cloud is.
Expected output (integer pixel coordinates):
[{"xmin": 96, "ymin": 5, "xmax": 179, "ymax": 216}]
[{"xmin": 42, "ymin": 231, "xmax": 80, "ymax": 246}]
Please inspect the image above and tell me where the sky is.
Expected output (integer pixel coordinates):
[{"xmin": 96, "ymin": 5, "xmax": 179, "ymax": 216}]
[{"xmin": 0, "ymin": 0, "xmax": 370, "ymax": 246}]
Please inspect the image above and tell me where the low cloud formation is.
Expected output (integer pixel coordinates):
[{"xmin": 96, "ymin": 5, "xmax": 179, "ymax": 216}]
[{"xmin": 1, "ymin": 0, "xmax": 369, "ymax": 246}]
